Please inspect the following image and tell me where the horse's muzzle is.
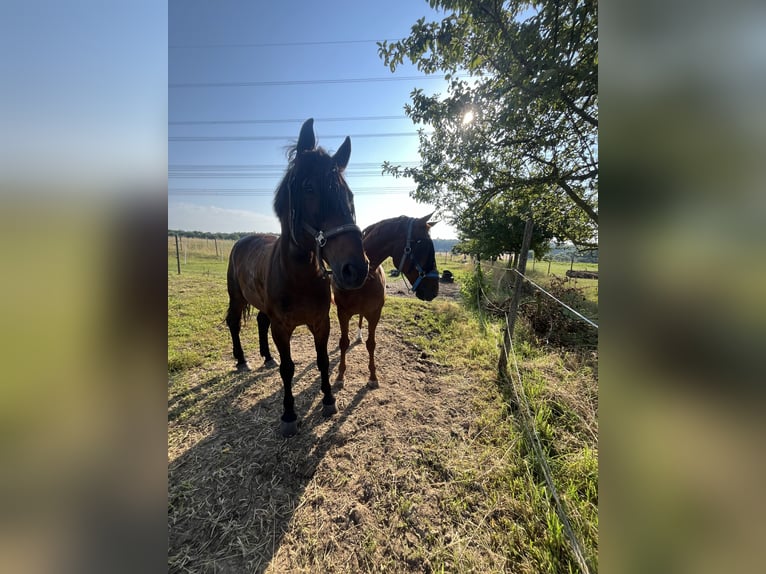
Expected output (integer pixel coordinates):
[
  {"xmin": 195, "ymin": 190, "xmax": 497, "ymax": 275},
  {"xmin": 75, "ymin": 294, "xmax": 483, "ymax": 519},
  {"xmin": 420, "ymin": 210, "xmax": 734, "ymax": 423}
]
[{"xmin": 336, "ymin": 261, "xmax": 368, "ymax": 290}]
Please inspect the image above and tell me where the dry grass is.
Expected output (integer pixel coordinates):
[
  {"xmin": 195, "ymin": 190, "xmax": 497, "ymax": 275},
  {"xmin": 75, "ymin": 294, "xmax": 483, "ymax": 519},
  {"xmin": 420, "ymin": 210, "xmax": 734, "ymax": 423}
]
[{"xmin": 168, "ymin": 263, "xmax": 598, "ymax": 573}]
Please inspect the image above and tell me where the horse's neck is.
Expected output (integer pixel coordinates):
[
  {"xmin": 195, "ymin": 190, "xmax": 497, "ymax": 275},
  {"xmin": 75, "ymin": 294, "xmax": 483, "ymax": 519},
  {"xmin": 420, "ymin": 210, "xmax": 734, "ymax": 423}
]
[
  {"xmin": 364, "ymin": 223, "xmax": 403, "ymax": 269},
  {"xmin": 276, "ymin": 234, "xmax": 319, "ymax": 275}
]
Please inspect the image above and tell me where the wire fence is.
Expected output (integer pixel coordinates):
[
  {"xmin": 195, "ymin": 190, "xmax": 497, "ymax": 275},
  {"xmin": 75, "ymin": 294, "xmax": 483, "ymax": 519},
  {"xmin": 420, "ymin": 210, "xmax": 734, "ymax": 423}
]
[
  {"xmin": 474, "ymin": 260, "xmax": 597, "ymax": 574},
  {"xmin": 501, "ymin": 316, "xmax": 594, "ymax": 574}
]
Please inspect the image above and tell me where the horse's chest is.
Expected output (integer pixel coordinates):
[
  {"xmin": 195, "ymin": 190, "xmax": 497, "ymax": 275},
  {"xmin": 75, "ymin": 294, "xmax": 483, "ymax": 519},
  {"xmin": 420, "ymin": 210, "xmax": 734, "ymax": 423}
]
[{"xmin": 271, "ymin": 286, "xmax": 329, "ymax": 319}]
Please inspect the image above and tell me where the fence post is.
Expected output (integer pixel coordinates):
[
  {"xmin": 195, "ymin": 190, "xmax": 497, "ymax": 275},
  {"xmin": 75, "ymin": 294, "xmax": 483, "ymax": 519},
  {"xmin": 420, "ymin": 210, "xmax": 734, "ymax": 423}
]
[
  {"xmin": 214, "ymin": 237, "xmax": 219, "ymax": 258},
  {"xmin": 570, "ymin": 253, "xmax": 575, "ymax": 271},
  {"xmin": 499, "ymin": 218, "xmax": 534, "ymax": 375},
  {"xmin": 175, "ymin": 234, "xmax": 181, "ymax": 275},
  {"xmin": 547, "ymin": 259, "xmax": 552, "ymax": 275}
]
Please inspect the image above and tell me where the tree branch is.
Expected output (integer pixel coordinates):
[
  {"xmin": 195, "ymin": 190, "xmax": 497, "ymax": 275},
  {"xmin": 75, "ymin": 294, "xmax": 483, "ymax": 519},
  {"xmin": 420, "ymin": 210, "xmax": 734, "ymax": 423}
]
[{"xmin": 557, "ymin": 177, "xmax": 598, "ymax": 224}]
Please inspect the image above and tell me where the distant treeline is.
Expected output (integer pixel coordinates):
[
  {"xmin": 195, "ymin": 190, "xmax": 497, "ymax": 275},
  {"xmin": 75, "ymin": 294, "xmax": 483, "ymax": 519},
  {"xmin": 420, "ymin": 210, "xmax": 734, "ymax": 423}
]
[
  {"xmin": 432, "ymin": 239, "xmax": 458, "ymax": 253},
  {"xmin": 169, "ymin": 230, "xmax": 254, "ymax": 240},
  {"xmin": 547, "ymin": 245, "xmax": 598, "ymax": 263},
  {"xmin": 168, "ymin": 231, "xmax": 596, "ymax": 263},
  {"xmin": 170, "ymin": 230, "xmax": 462, "ymax": 250}
]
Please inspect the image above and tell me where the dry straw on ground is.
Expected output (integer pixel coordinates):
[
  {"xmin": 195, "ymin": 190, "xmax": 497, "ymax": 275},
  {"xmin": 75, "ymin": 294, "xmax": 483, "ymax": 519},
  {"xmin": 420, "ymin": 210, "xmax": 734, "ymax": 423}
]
[{"xmin": 169, "ymin": 280, "xmax": 597, "ymax": 573}]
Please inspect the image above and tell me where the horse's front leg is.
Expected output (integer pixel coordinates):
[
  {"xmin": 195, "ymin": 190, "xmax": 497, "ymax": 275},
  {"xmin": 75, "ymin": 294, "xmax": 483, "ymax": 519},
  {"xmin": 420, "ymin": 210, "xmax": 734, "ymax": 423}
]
[
  {"xmin": 365, "ymin": 308, "xmax": 382, "ymax": 389},
  {"xmin": 270, "ymin": 323, "xmax": 298, "ymax": 437},
  {"xmin": 311, "ymin": 317, "xmax": 337, "ymax": 416},
  {"xmin": 335, "ymin": 309, "xmax": 352, "ymax": 389}
]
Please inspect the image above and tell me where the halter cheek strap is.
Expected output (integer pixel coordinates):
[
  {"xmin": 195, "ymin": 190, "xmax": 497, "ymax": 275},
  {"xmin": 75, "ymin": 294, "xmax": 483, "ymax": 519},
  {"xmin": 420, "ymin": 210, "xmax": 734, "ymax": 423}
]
[{"xmin": 397, "ymin": 218, "xmax": 440, "ymax": 293}]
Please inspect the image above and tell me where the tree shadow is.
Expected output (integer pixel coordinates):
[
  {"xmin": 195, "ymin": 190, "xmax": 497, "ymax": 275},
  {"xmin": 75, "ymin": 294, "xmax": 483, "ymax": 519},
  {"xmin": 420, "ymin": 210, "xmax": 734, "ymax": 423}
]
[{"xmin": 168, "ymin": 347, "xmax": 369, "ymax": 573}]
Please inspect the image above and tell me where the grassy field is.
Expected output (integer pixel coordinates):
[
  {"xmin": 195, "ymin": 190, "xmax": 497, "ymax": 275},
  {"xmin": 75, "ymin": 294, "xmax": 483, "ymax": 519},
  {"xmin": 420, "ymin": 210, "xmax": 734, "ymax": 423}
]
[{"xmin": 168, "ymin": 241, "xmax": 598, "ymax": 573}]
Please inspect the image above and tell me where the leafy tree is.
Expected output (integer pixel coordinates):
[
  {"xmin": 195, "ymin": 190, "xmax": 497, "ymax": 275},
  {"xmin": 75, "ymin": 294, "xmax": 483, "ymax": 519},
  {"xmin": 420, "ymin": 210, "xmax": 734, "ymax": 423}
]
[
  {"xmin": 453, "ymin": 196, "xmax": 554, "ymax": 262},
  {"xmin": 378, "ymin": 0, "xmax": 597, "ymax": 248}
]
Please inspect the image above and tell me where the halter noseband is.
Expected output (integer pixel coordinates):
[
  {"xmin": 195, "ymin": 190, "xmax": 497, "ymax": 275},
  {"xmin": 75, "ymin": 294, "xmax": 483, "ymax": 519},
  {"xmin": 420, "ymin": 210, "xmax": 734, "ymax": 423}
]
[
  {"xmin": 302, "ymin": 221, "xmax": 362, "ymax": 279},
  {"xmin": 396, "ymin": 217, "xmax": 439, "ymax": 293}
]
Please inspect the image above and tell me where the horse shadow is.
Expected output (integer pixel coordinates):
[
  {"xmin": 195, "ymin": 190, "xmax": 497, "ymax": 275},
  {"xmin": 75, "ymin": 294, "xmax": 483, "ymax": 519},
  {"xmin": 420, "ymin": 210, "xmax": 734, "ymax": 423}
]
[{"xmin": 168, "ymin": 346, "xmax": 370, "ymax": 573}]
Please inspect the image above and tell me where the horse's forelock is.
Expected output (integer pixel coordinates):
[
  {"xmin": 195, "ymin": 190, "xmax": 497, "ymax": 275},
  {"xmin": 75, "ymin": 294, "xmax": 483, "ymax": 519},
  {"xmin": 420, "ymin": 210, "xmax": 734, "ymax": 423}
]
[{"xmin": 275, "ymin": 146, "xmax": 357, "ymax": 235}]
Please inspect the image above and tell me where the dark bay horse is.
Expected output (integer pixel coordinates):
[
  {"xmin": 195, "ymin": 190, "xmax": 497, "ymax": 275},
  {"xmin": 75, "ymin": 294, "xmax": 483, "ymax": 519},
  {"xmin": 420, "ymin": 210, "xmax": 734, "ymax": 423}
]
[
  {"xmin": 332, "ymin": 214, "xmax": 440, "ymax": 388},
  {"xmin": 225, "ymin": 119, "xmax": 369, "ymax": 437}
]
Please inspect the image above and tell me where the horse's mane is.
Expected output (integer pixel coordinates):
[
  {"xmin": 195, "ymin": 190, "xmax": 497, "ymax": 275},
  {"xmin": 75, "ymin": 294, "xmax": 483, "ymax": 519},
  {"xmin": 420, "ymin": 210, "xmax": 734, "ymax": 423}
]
[
  {"xmin": 362, "ymin": 215, "xmax": 409, "ymax": 238},
  {"xmin": 273, "ymin": 143, "xmax": 321, "ymax": 220}
]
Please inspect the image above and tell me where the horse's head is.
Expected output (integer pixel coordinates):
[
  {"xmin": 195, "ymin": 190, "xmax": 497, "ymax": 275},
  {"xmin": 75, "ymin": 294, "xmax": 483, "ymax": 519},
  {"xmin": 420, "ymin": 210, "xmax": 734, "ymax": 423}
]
[
  {"xmin": 396, "ymin": 213, "xmax": 440, "ymax": 301},
  {"xmin": 274, "ymin": 118, "xmax": 368, "ymax": 290}
]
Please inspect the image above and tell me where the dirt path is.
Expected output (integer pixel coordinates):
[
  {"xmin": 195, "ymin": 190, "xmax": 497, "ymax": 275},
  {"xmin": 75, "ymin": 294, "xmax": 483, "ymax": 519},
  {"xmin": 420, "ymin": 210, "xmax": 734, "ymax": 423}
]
[
  {"xmin": 384, "ymin": 274, "xmax": 462, "ymax": 302},
  {"xmin": 169, "ymin": 282, "xmax": 489, "ymax": 573}
]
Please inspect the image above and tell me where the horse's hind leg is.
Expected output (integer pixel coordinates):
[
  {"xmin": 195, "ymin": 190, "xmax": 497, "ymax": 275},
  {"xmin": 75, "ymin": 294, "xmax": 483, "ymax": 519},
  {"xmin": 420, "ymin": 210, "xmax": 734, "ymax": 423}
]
[
  {"xmin": 256, "ymin": 311, "xmax": 277, "ymax": 368},
  {"xmin": 225, "ymin": 294, "xmax": 249, "ymax": 371},
  {"xmin": 365, "ymin": 308, "xmax": 382, "ymax": 389},
  {"xmin": 335, "ymin": 309, "xmax": 352, "ymax": 388}
]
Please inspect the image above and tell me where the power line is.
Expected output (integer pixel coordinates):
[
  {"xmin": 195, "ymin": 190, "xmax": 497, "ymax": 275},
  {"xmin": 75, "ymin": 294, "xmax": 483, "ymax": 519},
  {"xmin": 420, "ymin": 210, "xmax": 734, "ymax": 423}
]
[
  {"xmin": 169, "ymin": 115, "xmax": 408, "ymax": 126},
  {"xmin": 168, "ymin": 161, "xmax": 418, "ymax": 170},
  {"xmin": 169, "ymin": 171, "xmax": 405, "ymax": 179},
  {"xmin": 169, "ymin": 38, "xmax": 403, "ymax": 49},
  {"xmin": 169, "ymin": 132, "xmax": 424, "ymax": 142},
  {"xmin": 169, "ymin": 75, "xmax": 459, "ymax": 89},
  {"xmin": 168, "ymin": 186, "xmax": 413, "ymax": 196}
]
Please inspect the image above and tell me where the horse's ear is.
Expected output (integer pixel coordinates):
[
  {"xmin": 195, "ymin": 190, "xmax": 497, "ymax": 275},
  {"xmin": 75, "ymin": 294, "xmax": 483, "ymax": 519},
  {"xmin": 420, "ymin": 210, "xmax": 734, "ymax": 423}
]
[
  {"xmin": 420, "ymin": 212, "xmax": 438, "ymax": 228},
  {"xmin": 297, "ymin": 118, "xmax": 316, "ymax": 153},
  {"xmin": 333, "ymin": 136, "xmax": 351, "ymax": 171}
]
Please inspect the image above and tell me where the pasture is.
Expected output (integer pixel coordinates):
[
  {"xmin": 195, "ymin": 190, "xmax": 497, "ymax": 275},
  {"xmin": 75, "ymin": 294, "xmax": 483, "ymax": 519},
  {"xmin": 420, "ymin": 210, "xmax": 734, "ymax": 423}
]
[{"xmin": 168, "ymin": 238, "xmax": 598, "ymax": 573}]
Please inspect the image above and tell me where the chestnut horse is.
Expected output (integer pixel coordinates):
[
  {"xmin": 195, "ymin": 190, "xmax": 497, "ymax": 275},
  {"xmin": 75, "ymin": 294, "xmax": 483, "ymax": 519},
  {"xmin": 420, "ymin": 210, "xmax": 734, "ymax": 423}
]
[
  {"xmin": 225, "ymin": 119, "xmax": 369, "ymax": 437},
  {"xmin": 332, "ymin": 214, "xmax": 439, "ymax": 388}
]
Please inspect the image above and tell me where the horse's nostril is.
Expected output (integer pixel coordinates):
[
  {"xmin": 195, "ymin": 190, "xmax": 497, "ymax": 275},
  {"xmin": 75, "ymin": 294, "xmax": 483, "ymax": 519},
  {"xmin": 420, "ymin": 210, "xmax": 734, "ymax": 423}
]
[
  {"xmin": 341, "ymin": 262, "xmax": 366, "ymax": 288},
  {"xmin": 341, "ymin": 263, "xmax": 356, "ymax": 283}
]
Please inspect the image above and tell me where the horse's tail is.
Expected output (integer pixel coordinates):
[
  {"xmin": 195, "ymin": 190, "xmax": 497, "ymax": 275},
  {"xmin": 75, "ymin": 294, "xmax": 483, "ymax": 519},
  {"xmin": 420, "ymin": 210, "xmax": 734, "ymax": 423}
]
[{"xmin": 225, "ymin": 241, "xmax": 252, "ymax": 327}]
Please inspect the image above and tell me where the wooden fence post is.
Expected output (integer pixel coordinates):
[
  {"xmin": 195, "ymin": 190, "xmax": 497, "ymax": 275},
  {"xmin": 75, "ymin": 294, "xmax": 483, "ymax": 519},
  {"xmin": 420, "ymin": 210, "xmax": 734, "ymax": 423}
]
[
  {"xmin": 499, "ymin": 218, "xmax": 534, "ymax": 376},
  {"xmin": 175, "ymin": 234, "xmax": 181, "ymax": 275}
]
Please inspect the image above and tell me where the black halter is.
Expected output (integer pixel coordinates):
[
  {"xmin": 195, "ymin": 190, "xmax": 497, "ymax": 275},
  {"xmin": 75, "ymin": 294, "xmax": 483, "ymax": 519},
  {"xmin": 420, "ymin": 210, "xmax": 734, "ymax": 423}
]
[
  {"xmin": 302, "ymin": 221, "xmax": 362, "ymax": 278},
  {"xmin": 396, "ymin": 217, "xmax": 439, "ymax": 293}
]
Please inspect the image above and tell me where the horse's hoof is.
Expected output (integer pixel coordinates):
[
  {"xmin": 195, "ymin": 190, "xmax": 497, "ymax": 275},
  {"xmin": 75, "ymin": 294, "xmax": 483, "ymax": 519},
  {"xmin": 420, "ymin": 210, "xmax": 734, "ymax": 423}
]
[
  {"xmin": 322, "ymin": 401, "xmax": 338, "ymax": 417},
  {"xmin": 236, "ymin": 362, "xmax": 250, "ymax": 372},
  {"xmin": 263, "ymin": 358, "xmax": 277, "ymax": 368},
  {"xmin": 367, "ymin": 379, "xmax": 379, "ymax": 389},
  {"xmin": 280, "ymin": 419, "xmax": 298, "ymax": 437},
  {"xmin": 334, "ymin": 379, "xmax": 344, "ymax": 390}
]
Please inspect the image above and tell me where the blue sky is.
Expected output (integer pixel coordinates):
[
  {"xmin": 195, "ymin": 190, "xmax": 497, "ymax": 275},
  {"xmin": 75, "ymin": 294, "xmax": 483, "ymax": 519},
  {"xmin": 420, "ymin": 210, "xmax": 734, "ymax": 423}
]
[
  {"xmin": 169, "ymin": 0, "xmax": 458, "ymax": 239},
  {"xmin": 1, "ymin": 1, "xmax": 166, "ymax": 191}
]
